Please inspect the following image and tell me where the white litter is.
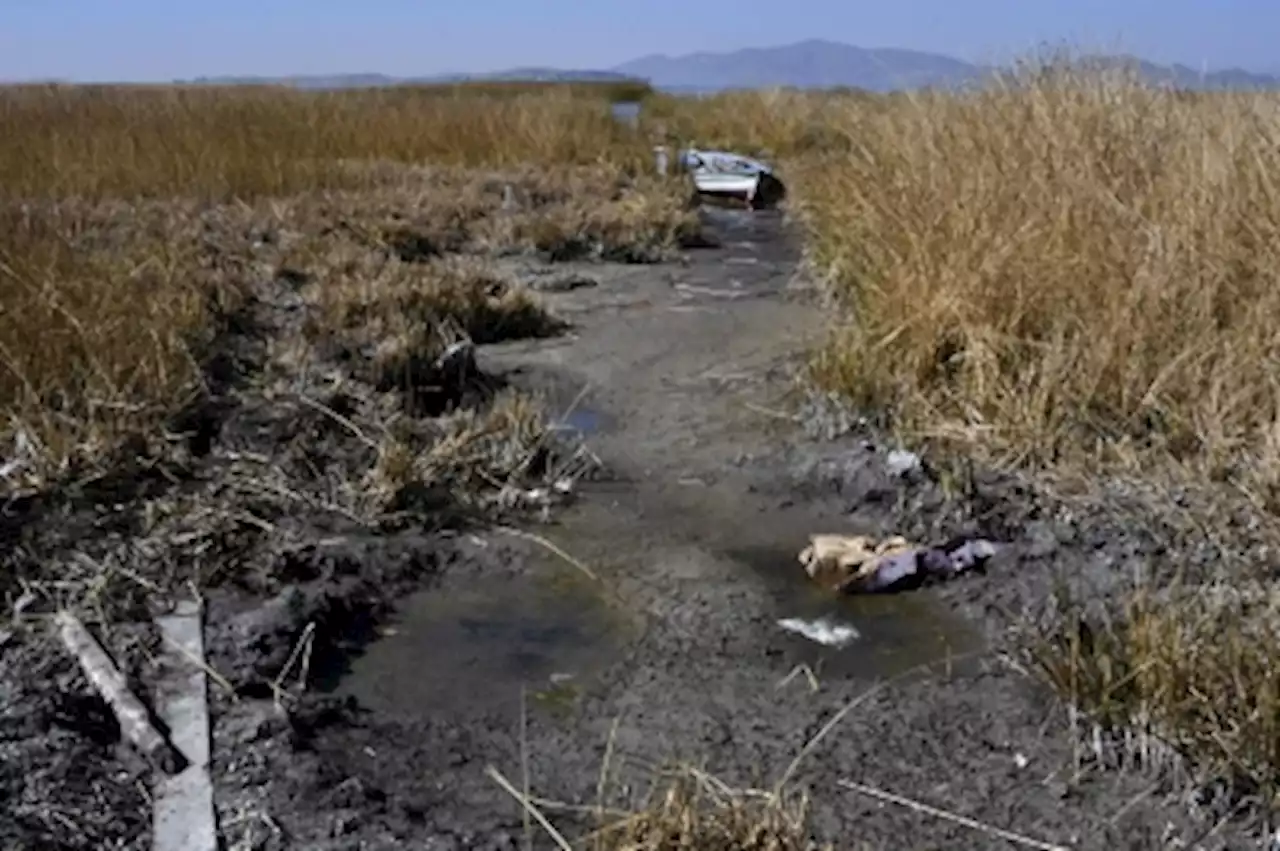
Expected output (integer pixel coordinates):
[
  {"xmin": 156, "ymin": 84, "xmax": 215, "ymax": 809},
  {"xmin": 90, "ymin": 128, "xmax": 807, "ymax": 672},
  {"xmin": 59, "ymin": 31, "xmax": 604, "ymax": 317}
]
[
  {"xmin": 777, "ymin": 616, "xmax": 861, "ymax": 648},
  {"xmin": 885, "ymin": 449, "xmax": 922, "ymax": 477}
]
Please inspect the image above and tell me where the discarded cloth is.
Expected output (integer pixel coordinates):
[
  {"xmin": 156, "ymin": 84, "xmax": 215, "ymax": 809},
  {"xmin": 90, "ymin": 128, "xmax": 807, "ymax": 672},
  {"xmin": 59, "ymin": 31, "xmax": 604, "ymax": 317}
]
[{"xmin": 799, "ymin": 534, "xmax": 997, "ymax": 594}]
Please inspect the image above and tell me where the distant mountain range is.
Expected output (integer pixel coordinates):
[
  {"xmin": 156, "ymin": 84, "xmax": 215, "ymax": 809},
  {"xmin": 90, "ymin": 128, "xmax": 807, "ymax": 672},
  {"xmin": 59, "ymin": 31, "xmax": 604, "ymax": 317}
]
[
  {"xmin": 181, "ymin": 39, "xmax": 1280, "ymax": 93},
  {"xmin": 185, "ymin": 68, "xmax": 638, "ymax": 90}
]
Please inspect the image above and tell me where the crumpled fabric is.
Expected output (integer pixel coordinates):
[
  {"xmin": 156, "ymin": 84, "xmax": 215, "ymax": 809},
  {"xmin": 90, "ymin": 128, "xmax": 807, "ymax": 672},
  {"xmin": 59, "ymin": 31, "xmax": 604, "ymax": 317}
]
[{"xmin": 799, "ymin": 534, "xmax": 998, "ymax": 594}]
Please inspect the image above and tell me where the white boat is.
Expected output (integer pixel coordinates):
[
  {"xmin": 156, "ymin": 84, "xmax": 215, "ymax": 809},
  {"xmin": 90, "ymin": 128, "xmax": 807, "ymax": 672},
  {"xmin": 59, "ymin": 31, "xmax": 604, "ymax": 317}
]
[{"xmin": 679, "ymin": 148, "xmax": 786, "ymax": 209}]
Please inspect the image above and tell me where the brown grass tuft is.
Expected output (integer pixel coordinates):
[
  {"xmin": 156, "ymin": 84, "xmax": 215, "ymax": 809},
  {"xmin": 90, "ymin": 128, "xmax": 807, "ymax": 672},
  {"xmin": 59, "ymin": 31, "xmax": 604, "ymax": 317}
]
[
  {"xmin": 0, "ymin": 201, "xmax": 236, "ymax": 487},
  {"xmin": 492, "ymin": 761, "xmax": 829, "ymax": 851},
  {"xmin": 364, "ymin": 389, "xmax": 587, "ymax": 515},
  {"xmin": 305, "ymin": 250, "xmax": 561, "ymax": 365},
  {"xmin": 592, "ymin": 768, "xmax": 826, "ymax": 851},
  {"xmin": 1027, "ymin": 580, "xmax": 1280, "ymax": 807}
]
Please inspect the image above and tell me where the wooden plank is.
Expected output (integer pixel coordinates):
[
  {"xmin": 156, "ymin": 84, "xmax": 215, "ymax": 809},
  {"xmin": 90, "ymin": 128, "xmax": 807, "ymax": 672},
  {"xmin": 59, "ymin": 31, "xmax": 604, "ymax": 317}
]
[{"xmin": 152, "ymin": 600, "xmax": 218, "ymax": 851}]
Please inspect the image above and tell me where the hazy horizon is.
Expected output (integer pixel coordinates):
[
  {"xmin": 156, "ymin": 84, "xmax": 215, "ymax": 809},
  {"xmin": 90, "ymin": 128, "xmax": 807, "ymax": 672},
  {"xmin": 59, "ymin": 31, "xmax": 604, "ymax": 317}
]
[{"xmin": 2, "ymin": 0, "xmax": 1276, "ymax": 83}]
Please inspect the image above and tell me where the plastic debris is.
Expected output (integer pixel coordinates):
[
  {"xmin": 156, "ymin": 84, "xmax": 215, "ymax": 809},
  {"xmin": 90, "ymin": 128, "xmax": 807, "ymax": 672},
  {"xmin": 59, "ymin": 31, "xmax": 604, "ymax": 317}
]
[
  {"xmin": 497, "ymin": 476, "xmax": 574, "ymax": 512},
  {"xmin": 777, "ymin": 616, "xmax": 861, "ymax": 648},
  {"xmin": 799, "ymin": 534, "xmax": 998, "ymax": 594},
  {"xmin": 0, "ymin": 427, "xmax": 36, "ymax": 482},
  {"xmin": 434, "ymin": 339, "xmax": 477, "ymax": 393},
  {"xmin": 653, "ymin": 145, "xmax": 670, "ymax": 176},
  {"xmin": 885, "ymin": 449, "xmax": 922, "ymax": 477}
]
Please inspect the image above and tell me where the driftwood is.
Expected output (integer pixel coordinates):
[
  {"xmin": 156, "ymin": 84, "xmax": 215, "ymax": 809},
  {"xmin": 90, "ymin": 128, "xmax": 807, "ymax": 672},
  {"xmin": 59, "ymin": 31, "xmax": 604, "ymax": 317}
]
[{"xmin": 54, "ymin": 610, "xmax": 184, "ymax": 774}]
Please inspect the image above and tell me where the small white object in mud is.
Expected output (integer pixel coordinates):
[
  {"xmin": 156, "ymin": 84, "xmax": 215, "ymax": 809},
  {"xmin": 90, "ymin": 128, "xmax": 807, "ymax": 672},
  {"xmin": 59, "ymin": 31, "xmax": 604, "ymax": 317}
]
[
  {"xmin": 498, "ymin": 477, "xmax": 575, "ymax": 511},
  {"xmin": 777, "ymin": 616, "xmax": 861, "ymax": 648},
  {"xmin": 885, "ymin": 449, "xmax": 922, "ymax": 477}
]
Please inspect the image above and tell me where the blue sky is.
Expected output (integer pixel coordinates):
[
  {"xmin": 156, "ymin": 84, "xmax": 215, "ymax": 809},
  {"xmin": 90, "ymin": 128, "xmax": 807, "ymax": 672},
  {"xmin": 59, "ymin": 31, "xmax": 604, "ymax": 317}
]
[{"xmin": 1, "ymin": 0, "xmax": 1276, "ymax": 82}]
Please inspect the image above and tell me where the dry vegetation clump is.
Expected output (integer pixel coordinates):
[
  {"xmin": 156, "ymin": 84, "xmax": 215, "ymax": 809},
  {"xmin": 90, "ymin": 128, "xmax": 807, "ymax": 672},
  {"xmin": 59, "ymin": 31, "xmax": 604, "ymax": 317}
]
[
  {"xmin": 497, "ymin": 762, "xmax": 830, "ymax": 851},
  {"xmin": 590, "ymin": 770, "xmax": 828, "ymax": 851},
  {"xmin": 0, "ymin": 201, "xmax": 243, "ymax": 489},
  {"xmin": 797, "ymin": 63, "xmax": 1280, "ymax": 499},
  {"xmin": 366, "ymin": 389, "xmax": 595, "ymax": 516},
  {"xmin": 502, "ymin": 174, "xmax": 703, "ymax": 262},
  {"xmin": 0, "ymin": 83, "xmax": 696, "ymax": 494},
  {"xmin": 1026, "ymin": 581, "xmax": 1280, "ymax": 811},
  {"xmin": 322, "ymin": 165, "xmax": 701, "ymax": 263},
  {"xmin": 300, "ymin": 247, "xmax": 561, "ymax": 382}
]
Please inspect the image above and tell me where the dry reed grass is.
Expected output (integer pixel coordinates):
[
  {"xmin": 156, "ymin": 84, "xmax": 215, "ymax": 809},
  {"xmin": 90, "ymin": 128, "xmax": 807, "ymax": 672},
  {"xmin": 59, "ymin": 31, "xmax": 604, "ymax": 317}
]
[
  {"xmin": 763, "ymin": 59, "xmax": 1280, "ymax": 812},
  {"xmin": 1027, "ymin": 580, "xmax": 1280, "ymax": 809},
  {"xmin": 587, "ymin": 769, "xmax": 825, "ymax": 851},
  {"xmin": 490, "ymin": 760, "xmax": 828, "ymax": 851},
  {"xmin": 303, "ymin": 246, "xmax": 561, "ymax": 362},
  {"xmin": 795, "ymin": 64, "xmax": 1280, "ymax": 497},
  {"xmin": 0, "ymin": 84, "xmax": 651, "ymax": 200},
  {"xmin": 0, "ymin": 200, "xmax": 240, "ymax": 488},
  {"xmin": 642, "ymin": 88, "xmax": 871, "ymax": 160},
  {"xmin": 0, "ymin": 84, "xmax": 685, "ymax": 490},
  {"xmin": 13, "ymin": 58, "xmax": 1280, "ymax": 831}
]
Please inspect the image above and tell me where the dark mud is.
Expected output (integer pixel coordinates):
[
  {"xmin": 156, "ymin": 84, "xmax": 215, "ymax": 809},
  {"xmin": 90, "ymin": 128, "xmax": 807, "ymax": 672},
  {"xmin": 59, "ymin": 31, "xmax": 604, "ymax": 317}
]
[
  {"xmin": 2, "ymin": 203, "xmax": 1273, "ymax": 851},
  {"xmin": 0, "ymin": 199, "xmax": 589, "ymax": 850},
  {"xmin": 324, "ymin": 552, "xmax": 629, "ymax": 719},
  {"xmin": 194, "ymin": 205, "xmax": 1263, "ymax": 849},
  {"xmin": 0, "ymin": 625, "xmax": 155, "ymax": 850}
]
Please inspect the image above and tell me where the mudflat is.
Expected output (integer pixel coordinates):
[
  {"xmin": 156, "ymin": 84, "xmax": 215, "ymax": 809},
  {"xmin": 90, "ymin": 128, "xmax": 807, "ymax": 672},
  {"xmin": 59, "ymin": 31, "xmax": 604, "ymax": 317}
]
[{"xmin": 1, "ymin": 206, "xmax": 1253, "ymax": 850}]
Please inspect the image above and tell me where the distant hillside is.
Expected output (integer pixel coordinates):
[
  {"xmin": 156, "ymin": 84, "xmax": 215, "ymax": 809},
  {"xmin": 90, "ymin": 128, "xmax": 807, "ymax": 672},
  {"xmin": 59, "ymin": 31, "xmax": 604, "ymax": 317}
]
[
  {"xmin": 1075, "ymin": 54, "xmax": 1280, "ymax": 91},
  {"xmin": 183, "ymin": 69, "xmax": 637, "ymax": 90},
  {"xmin": 614, "ymin": 39, "xmax": 984, "ymax": 92},
  {"xmin": 611, "ymin": 39, "xmax": 1280, "ymax": 93},
  {"xmin": 178, "ymin": 41, "xmax": 1280, "ymax": 94}
]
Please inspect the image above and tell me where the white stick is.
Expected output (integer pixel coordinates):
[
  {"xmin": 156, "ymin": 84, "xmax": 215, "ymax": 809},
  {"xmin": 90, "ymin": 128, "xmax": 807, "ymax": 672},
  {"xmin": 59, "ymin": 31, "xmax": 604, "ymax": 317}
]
[
  {"xmin": 837, "ymin": 779, "xmax": 1072, "ymax": 851},
  {"xmin": 55, "ymin": 610, "xmax": 182, "ymax": 773}
]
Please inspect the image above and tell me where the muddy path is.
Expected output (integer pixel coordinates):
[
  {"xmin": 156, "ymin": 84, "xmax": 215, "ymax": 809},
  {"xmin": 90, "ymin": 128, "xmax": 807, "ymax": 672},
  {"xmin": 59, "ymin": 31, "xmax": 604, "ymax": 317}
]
[
  {"xmin": 1, "ymin": 205, "xmax": 1254, "ymax": 851},
  {"xmin": 263, "ymin": 209, "xmax": 1247, "ymax": 850}
]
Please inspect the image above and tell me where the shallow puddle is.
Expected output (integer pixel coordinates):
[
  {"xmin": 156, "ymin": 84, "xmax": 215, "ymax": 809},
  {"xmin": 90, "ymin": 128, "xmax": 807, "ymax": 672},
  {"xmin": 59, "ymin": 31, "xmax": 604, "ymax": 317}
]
[
  {"xmin": 557, "ymin": 406, "xmax": 608, "ymax": 436},
  {"xmin": 727, "ymin": 545, "xmax": 983, "ymax": 682},
  {"xmin": 327, "ymin": 567, "xmax": 622, "ymax": 719}
]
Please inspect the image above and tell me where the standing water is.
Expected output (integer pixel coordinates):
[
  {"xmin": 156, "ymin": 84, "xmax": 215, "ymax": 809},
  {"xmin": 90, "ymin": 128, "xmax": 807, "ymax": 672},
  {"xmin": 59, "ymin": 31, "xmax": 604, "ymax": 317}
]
[
  {"xmin": 327, "ymin": 563, "xmax": 626, "ymax": 721},
  {"xmin": 727, "ymin": 543, "xmax": 984, "ymax": 682},
  {"xmin": 609, "ymin": 100, "xmax": 642, "ymax": 129}
]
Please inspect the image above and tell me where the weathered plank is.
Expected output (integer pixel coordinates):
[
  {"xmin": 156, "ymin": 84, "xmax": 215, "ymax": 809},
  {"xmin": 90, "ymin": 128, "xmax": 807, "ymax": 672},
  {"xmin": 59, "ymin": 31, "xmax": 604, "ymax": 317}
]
[{"xmin": 152, "ymin": 600, "xmax": 218, "ymax": 851}]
